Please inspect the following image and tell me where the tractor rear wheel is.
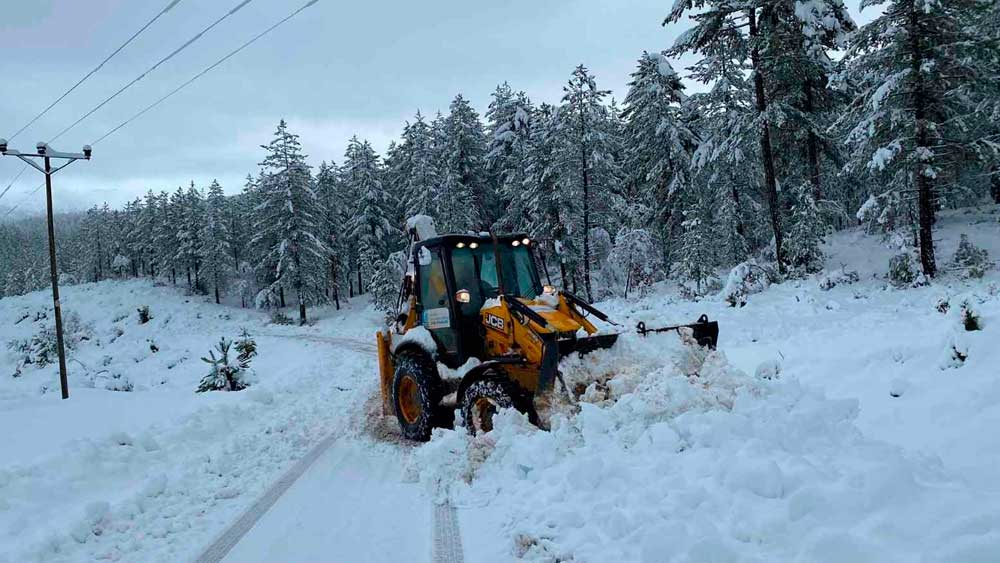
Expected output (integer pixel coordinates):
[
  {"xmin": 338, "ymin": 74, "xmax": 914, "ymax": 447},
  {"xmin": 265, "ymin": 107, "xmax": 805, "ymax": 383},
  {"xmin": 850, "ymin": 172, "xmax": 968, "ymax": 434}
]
[
  {"xmin": 392, "ymin": 350, "xmax": 444, "ymax": 442},
  {"xmin": 461, "ymin": 376, "xmax": 529, "ymax": 435}
]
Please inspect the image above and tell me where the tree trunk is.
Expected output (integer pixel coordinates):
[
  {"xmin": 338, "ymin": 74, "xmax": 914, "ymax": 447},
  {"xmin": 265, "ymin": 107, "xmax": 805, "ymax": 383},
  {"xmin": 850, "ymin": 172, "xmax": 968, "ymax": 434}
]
[
  {"xmin": 279, "ymin": 286, "xmax": 286, "ymax": 308},
  {"xmin": 748, "ymin": 8, "xmax": 785, "ymax": 274},
  {"xmin": 909, "ymin": 6, "xmax": 937, "ymax": 277},
  {"xmin": 186, "ymin": 267, "xmax": 192, "ymax": 289},
  {"xmin": 578, "ymin": 107, "xmax": 594, "ymax": 303},
  {"xmin": 299, "ymin": 301, "xmax": 307, "ymax": 325},
  {"xmin": 357, "ymin": 270, "xmax": 363, "ymax": 296},
  {"xmin": 803, "ymin": 77, "xmax": 823, "ymax": 201},
  {"xmin": 331, "ymin": 259, "xmax": 341, "ymax": 310},
  {"xmin": 215, "ymin": 285, "xmax": 220, "ymax": 305},
  {"xmin": 991, "ymin": 165, "xmax": 1000, "ymax": 204}
]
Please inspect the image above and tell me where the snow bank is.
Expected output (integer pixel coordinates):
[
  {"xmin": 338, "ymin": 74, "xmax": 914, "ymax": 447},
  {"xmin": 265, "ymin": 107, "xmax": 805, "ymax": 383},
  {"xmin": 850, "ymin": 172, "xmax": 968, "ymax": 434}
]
[{"xmin": 413, "ymin": 328, "xmax": 1000, "ymax": 561}]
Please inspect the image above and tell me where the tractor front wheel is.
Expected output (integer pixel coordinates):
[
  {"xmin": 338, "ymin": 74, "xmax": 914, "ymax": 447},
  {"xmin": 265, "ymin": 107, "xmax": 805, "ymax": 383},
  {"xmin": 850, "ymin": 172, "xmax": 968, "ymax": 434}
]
[
  {"xmin": 392, "ymin": 350, "xmax": 444, "ymax": 442},
  {"xmin": 461, "ymin": 376, "xmax": 527, "ymax": 435}
]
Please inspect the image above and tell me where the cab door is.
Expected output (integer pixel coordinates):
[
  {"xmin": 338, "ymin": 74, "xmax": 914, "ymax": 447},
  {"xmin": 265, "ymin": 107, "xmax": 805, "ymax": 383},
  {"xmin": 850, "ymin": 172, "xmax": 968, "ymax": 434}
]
[{"xmin": 416, "ymin": 246, "xmax": 459, "ymax": 362}]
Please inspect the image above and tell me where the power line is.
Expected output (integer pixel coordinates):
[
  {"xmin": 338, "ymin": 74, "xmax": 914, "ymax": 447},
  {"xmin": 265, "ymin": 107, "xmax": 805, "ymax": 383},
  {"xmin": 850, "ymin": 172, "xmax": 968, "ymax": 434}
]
[
  {"xmin": 7, "ymin": 0, "xmax": 185, "ymax": 143},
  {"xmin": 0, "ymin": 164, "xmax": 28, "ymax": 203},
  {"xmin": 49, "ymin": 0, "xmax": 258, "ymax": 144},
  {"xmin": 2, "ymin": 181, "xmax": 44, "ymax": 220},
  {"xmin": 93, "ymin": 0, "xmax": 322, "ymax": 146},
  {"xmin": 3, "ymin": 0, "xmax": 321, "ymax": 221}
]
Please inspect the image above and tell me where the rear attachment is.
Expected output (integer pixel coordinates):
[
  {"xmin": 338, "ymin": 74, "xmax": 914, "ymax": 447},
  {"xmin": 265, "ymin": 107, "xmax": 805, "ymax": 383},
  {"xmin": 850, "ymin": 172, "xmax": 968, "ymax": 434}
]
[{"xmin": 636, "ymin": 314, "xmax": 719, "ymax": 349}]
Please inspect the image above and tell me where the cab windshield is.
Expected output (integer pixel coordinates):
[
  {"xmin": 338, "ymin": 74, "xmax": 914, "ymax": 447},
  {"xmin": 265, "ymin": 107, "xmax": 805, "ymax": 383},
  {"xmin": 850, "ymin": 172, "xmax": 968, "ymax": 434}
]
[{"xmin": 451, "ymin": 243, "xmax": 541, "ymax": 314}]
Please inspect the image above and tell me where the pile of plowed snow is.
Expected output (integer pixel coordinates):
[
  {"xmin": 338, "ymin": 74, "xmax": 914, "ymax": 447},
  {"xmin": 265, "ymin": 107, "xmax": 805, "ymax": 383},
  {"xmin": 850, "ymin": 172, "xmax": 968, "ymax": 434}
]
[{"xmin": 413, "ymin": 301, "xmax": 1000, "ymax": 562}]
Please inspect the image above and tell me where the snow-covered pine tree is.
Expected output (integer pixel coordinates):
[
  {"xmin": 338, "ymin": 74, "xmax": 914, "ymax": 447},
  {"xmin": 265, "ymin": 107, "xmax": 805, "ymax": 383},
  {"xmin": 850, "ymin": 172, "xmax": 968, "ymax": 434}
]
[
  {"xmin": 486, "ymin": 84, "xmax": 535, "ymax": 232},
  {"xmin": 199, "ymin": 180, "xmax": 234, "ymax": 304},
  {"xmin": 553, "ymin": 65, "xmax": 620, "ymax": 302},
  {"xmin": 400, "ymin": 112, "xmax": 443, "ymax": 220},
  {"xmin": 667, "ymin": 1, "xmax": 786, "ymax": 273},
  {"xmin": 837, "ymin": 0, "xmax": 1000, "ymax": 277},
  {"xmin": 784, "ymin": 183, "xmax": 825, "ymax": 273},
  {"xmin": 315, "ymin": 161, "xmax": 349, "ymax": 309},
  {"xmin": 439, "ymin": 94, "xmax": 491, "ymax": 232},
  {"xmin": 621, "ymin": 51, "xmax": 699, "ymax": 270},
  {"xmin": 343, "ymin": 137, "xmax": 396, "ymax": 301},
  {"xmin": 760, "ymin": 0, "xmax": 855, "ymax": 206},
  {"xmin": 522, "ymin": 103, "xmax": 567, "ymax": 286},
  {"xmin": 79, "ymin": 204, "xmax": 110, "ymax": 282},
  {"xmin": 175, "ymin": 183, "xmax": 205, "ymax": 292},
  {"xmin": 253, "ymin": 120, "xmax": 327, "ymax": 324},
  {"xmin": 607, "ymin": 227, "xmax": 662, "ymax": 299},
  {"xmin": 676, "ymin": 191, "xmax": 719, "ymax": 293}
]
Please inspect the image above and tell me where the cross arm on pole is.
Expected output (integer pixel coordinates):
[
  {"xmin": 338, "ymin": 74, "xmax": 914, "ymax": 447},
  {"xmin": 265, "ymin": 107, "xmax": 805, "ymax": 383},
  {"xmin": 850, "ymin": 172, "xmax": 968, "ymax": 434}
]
[{"xmin": 11, "ymin": 154, "xmax": 47, "ymax": 174}]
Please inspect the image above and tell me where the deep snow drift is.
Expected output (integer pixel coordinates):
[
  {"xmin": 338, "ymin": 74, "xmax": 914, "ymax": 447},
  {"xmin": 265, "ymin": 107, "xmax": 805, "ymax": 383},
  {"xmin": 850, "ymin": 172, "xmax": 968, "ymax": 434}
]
[
  {"xmin": 411, "ymin": 206, "xmax": 1000, "ymax": 562},
  {"xmin": 1, "ymin": 205, "xmax": 998, "ymax": 563}
]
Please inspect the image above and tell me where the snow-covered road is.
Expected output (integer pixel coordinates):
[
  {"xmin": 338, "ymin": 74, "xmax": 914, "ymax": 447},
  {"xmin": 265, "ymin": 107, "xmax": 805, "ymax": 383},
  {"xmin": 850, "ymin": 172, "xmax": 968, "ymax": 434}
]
[{"xmin": 218, "ymin": 440, "xmax": 432, "ymax": 563}]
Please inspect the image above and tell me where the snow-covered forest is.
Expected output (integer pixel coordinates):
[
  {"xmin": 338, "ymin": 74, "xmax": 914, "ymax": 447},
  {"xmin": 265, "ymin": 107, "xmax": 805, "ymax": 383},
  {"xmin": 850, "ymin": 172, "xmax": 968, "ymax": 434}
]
[{"xmin": 2, "ymin": 1, "xmax": 998, "ymax": 319}]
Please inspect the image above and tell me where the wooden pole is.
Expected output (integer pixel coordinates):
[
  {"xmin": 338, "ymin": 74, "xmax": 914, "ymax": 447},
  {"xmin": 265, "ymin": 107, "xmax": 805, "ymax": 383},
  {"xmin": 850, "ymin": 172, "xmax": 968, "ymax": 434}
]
[{"xmin": 43, "ymin": 156, "xmax": 70, "ymax": 399}]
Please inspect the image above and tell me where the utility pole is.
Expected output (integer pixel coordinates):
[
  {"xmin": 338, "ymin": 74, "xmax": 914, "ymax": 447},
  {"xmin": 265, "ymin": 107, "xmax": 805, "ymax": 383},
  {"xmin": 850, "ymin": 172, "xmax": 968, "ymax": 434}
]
[{"xmin": 0, "ymin": 139, "xmax": 91, "ymax": 400}]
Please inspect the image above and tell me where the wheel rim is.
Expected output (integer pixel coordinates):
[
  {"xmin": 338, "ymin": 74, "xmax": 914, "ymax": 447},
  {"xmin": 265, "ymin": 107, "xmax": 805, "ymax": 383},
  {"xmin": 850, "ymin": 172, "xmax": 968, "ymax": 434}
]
[
  {"xmin": 398, "ymin": 375, "xmax": 422, "ymax": 424},
  {"xmin": 471, "ymin": 397, "xmax": 498, "ymax": 434}
]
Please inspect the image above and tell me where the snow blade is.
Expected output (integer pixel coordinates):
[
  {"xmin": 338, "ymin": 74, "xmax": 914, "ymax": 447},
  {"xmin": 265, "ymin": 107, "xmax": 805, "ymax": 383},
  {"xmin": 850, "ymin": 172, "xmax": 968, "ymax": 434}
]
[{"xmin": 636, "ymin": 314, "xmax": 718, "ymax": 349}]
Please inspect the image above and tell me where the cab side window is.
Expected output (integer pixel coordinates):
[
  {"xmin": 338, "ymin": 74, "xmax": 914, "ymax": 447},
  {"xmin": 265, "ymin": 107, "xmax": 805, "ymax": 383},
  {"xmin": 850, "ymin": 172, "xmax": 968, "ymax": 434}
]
[{"xmin": 417, "ymin": 249, "xmax": 458, "ymax": 353}]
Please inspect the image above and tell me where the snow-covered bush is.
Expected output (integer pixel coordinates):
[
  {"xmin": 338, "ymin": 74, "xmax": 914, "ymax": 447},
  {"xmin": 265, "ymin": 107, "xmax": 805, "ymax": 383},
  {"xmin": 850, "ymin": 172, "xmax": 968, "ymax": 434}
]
[
  {"xmin": 136, "ymin": 305, "xmax": 152, "ymax": 325},
  {"xmin": 370, "ymin": 250, "xmax": 406, "ymax": 316},
  {"xmin": 604, "ymin": 228, "xmax": 661, "ymax": 299},
  {"xmin": 7, "ymin": 312, "xmax": 93, "ymax": 376},
  {"xmin": 269, "ymin": 310, "xmax": 294, "ymax": 325},
  {"xmin": 235, "ymin": 329, "xmax": 257, "ymax": 365},
  {"xmin": 960, "ymin": 301, "xmax": 982, "ymax": 332},
  {"xmin": 196, "ymin": 338, "xmax": 251, "ymax": 392},
  {"xmin": 720, "ymin": 259, "xmax": 772, "ymax": 307},
  {"xmin": 100, "ymin": 372, "xmax": 134, "ymax": 392},
  {"xmin": 951, "ymin": 234, "xmax": 991, "ymax": 279},
  {"xmin": 887, "ymin": 253, "xmax": 918, "ymax": 287},
  {"xmin": 818, "ymin": 267, "xmax": 860, "ymax": 291}
]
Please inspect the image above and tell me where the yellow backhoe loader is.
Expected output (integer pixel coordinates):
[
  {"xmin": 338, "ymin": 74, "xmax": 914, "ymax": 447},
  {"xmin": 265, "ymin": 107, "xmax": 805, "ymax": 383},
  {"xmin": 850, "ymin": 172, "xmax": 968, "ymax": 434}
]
[{"xmin": 375, "ymin": 225, "xmax": 718, "ymax": 441}]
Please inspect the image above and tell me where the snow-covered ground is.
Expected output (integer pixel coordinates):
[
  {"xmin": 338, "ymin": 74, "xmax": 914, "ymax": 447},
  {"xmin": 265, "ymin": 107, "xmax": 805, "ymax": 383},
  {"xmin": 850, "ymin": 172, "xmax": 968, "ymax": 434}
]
[{"xmin": 1, "ymin": 205, "xmax": 998, "ymax": 562}]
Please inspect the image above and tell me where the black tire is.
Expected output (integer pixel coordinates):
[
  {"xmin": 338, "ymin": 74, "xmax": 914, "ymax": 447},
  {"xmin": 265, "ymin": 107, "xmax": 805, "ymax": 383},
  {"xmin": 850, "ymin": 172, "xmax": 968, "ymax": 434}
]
[
  {"xmin": 460, "ymin": 375, "xmax": 532, "ymax": 435},
  {"xmin": 392, "ymin": 349, "xmax": 444, "ymax": 442}
]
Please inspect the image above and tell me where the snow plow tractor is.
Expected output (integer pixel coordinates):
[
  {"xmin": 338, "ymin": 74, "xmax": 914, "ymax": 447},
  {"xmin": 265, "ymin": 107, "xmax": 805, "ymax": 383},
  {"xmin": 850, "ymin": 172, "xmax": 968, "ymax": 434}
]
[{"xmin": 375, "ymin": 217, "xmax": 718, "ymax": 441}]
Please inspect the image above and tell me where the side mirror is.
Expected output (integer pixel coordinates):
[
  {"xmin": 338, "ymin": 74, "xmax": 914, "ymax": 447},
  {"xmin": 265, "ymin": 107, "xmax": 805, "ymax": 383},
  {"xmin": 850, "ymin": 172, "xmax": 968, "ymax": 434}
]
[{"xmin": 456, "ymin": 289, "xmax": 471, "ymax": 304}]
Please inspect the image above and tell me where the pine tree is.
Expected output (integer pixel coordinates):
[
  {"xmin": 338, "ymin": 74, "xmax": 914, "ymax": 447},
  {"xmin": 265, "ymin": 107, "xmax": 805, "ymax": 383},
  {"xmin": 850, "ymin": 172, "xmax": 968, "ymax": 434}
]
[
  {"xmin": 676, "ymin": 191, "xmax": 719, "ymax": 293},
  {"xmin": 253, "ymin": 120, "xmax": 327, "ymax": 323},
  {"xmin": 199, "ymin": 180, "xmax": 234, "ymax": 304},
  {"xmin": 315, "ymin": 161, "xmax": 348, "ymax": 309},
  {"xmin": 621, "ymin": 52, "xmax": 699, "ymax": 269},
  {"xmin": 486, "ymin": 84, "xmax": 535, "ymax": 232},
  {"xmin": 439, "ymin": 94, "xmax": 491, "ymax": 231},
  {"xmin": 668, "ymin": 2, "xmax": 786, "ymax": 273},
  {"xmin": 553, "ymin": 66, "xmax": 619, "ymax": 301},
  {"xmin": 837, "ymin": 0, "xmax": 1000, "ymax": 277},
  {"xmin": 343, "ymin": 137, "xmax": 396, "ymax": 299}
]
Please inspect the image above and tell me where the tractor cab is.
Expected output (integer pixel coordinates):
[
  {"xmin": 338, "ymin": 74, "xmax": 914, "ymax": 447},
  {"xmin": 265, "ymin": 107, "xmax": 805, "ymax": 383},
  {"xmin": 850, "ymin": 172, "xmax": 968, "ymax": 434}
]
[{"xmin": 404, "ymin": 233, "xmax": 544, "ymax": 368}]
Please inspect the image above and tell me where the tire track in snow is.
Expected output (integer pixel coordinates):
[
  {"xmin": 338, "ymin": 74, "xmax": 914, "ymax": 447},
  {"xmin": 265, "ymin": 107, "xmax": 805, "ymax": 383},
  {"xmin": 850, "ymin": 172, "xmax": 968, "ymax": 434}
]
[
  {"xmin": 193, "ymin": 430, "xmax": 340, "ymax": 563},
  {"xmin": 433, "ymin": 502, "xmax": 466, "ymax": 563},
  {"xmin": 256, "ymin": 331, "xmax": 375, "ymax": 353}
]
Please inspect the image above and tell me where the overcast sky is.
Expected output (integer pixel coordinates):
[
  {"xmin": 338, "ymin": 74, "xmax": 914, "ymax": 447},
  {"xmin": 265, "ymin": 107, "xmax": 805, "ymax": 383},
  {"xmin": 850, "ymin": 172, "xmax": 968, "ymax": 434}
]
[{"xmin": 0, "ymin": 0, "xmax": 872, "ymax": 217}]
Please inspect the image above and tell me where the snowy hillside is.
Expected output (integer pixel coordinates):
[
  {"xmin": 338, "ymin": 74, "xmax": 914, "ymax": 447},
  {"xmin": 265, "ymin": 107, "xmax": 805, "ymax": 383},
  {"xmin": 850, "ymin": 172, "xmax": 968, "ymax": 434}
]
[
  {"xmin": 1, "ymin": 206, "xmax": 998, "ymax": 563},
  {"xmin": 0, "ymin": 281, "xmax": 383, "ymax": 562}
]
